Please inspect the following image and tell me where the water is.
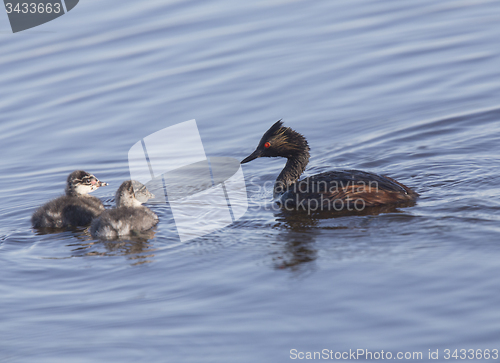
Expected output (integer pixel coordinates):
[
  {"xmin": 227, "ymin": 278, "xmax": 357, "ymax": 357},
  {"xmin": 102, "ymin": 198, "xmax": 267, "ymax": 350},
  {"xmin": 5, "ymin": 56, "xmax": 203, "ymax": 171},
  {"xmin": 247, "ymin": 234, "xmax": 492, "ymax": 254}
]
[{"xmin": 1, "ymin": 0, "xmax": 500, "ymax": 361}]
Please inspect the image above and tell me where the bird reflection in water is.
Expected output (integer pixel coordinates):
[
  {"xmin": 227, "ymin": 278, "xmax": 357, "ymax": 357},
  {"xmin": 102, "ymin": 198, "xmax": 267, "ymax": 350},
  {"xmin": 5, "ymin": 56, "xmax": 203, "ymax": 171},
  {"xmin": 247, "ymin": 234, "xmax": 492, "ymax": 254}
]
[
  {"xmin": 271, "ymin": 202, "xmax": 414, "ymax": 271},
  {"xmin": 69, "ymin": 229, "xmax": 158, "ymax": 266}
]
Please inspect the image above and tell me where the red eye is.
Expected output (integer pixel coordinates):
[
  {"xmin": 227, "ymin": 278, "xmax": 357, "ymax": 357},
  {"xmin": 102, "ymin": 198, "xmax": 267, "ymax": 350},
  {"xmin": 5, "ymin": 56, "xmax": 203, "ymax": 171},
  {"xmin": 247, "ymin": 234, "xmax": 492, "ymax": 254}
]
[{"xmin": 264, "ymin": 142, "xmax": 271, "ymax": 148}]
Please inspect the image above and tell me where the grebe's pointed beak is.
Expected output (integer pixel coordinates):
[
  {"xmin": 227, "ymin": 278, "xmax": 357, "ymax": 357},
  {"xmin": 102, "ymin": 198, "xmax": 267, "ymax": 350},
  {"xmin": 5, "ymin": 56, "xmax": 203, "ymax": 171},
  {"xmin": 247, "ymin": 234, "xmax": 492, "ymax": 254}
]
[{"xmin": 241, "ymin": 149, "xmax": 262, "ymax": 164}]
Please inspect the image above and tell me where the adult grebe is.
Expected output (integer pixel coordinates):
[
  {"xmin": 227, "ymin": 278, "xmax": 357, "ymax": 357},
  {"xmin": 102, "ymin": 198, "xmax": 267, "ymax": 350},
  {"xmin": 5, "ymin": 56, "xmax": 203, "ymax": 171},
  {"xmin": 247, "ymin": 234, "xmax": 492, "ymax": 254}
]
[
  {"xmin": 90, "ymin": 180, "xmax": 158, "ymax": 238},
  {"xmin": 241, "ymin": 121, "xmax": 418, "ymax": 212},
  {"xmin": 32, "ymin": 170, "xmax": 108, "ymax": 228}
]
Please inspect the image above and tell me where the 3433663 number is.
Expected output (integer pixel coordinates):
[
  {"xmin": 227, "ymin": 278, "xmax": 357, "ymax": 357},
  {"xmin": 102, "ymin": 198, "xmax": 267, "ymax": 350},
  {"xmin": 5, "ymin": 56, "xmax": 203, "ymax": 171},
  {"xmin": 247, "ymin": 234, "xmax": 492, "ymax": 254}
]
[
  {"xmin": 5, "ymin": 3, "xmax": 62, "ymax": 14},
  {"xmin": 444, "ymin": 349, "xmax": 499, "ymax": 360}
]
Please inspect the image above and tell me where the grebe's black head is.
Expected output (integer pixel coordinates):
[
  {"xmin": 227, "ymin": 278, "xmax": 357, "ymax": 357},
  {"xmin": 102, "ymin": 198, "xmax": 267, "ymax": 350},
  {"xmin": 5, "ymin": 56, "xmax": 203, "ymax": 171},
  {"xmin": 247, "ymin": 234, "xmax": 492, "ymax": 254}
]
[
  {"xmin": 65, "ymin": 170, "xmax": 108, "ymax": 196},
  {"xmin": 241, "ymin": 120, "xmax": 310, "ymax": 164}
]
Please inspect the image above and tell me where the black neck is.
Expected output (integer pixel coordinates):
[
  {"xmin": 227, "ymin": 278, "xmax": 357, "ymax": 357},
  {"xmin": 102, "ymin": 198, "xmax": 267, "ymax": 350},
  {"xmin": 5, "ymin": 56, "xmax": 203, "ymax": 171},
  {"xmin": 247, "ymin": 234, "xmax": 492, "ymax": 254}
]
[{"xmin": 274, "ymin": 150, "xmax": 309, "ymax": 197}]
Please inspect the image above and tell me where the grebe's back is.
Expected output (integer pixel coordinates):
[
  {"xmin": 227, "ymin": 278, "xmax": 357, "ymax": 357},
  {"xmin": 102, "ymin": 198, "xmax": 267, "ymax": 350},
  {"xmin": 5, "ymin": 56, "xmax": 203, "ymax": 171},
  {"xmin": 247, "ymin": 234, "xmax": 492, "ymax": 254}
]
[{"xmin": 281, "ymin": 170, "xmax": 418, "ymax": 211}]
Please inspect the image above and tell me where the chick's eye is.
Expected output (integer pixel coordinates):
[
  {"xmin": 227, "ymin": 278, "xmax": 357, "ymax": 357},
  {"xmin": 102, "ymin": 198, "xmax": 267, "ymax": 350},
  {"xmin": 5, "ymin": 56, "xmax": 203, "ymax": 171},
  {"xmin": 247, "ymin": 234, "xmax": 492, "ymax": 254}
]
[{"xmin": 264, "ymin": 142, "xmax": 271, "ymax": 148}]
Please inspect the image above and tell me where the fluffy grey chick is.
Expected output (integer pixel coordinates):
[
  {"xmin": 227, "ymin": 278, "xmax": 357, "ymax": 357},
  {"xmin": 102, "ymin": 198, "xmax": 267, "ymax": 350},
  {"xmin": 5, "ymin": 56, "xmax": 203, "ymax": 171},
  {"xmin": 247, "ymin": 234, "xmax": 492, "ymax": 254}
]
[
  {"xmin": 32, "ymin": 170, "xmax": 108, "ymax": 228},
  {"xmin": 90, "ymin": 180, "xmax": 158, "ymax": 238}
]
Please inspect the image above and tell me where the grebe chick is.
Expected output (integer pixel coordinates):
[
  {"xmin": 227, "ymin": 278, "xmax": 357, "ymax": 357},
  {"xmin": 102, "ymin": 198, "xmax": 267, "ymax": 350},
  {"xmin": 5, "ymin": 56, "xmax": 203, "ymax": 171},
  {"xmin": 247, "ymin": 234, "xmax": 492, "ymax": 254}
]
[
  {"xmin": 241, "ymin": 121, "xmax": 418, "ymax": 211},
  {"xmin": 90, "ymin": 180, "xmax": 158, "ymax": 239},
  {"xmin": 32, "ymin": 170, "xmax": 108, "ymax": 228}
]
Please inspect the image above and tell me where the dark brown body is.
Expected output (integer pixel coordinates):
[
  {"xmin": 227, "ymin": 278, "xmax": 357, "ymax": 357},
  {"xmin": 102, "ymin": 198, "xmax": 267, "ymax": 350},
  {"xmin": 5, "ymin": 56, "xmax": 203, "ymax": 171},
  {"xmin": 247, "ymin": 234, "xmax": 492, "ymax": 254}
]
[{"xmin": 279, "ymin": 170, "xmax": 418, "ymax": 211}]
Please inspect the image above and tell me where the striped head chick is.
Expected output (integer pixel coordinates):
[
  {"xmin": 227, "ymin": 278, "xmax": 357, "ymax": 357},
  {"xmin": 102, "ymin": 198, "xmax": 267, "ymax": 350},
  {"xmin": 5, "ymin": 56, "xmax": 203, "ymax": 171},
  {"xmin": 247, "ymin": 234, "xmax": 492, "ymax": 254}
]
[{"xmin": 65, "ymin": 170, "xmax": 108, "ymax": 196}]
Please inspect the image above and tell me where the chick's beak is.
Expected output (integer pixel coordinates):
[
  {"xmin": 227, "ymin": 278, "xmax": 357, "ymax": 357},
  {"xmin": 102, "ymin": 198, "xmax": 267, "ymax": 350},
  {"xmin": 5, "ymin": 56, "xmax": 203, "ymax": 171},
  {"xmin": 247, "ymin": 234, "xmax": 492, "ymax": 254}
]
[
  {"xmin": 96, "ymin": 180, "xmax": 108, "ymax": 188},
  {"xmin": 241, "ymin": 149, "xmax": 262, "ymax": 164}
]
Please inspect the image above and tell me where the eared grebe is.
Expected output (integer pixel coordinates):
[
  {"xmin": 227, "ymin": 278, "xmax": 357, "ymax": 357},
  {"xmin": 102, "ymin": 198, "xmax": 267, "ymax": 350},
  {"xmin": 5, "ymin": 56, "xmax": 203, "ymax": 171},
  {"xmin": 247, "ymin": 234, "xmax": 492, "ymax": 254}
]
[
  {"xmin": 90, "ymin": 180, "xmax": 158, "ymax": 239},
  {"xmin": 32, "ymin": 170, "xmax": 108, "ymax": 228},
  {"xmin": 241, "ymin": 121, "xmax": 418, "ymax": 212}
]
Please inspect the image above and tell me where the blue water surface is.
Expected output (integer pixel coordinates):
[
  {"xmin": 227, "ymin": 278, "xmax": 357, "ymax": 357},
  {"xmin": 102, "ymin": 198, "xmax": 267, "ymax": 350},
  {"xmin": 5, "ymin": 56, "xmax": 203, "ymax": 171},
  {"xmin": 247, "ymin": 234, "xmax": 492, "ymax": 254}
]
[{"xmin": 1, "ymin": 0, "xmax": 500, "ymax": 362}]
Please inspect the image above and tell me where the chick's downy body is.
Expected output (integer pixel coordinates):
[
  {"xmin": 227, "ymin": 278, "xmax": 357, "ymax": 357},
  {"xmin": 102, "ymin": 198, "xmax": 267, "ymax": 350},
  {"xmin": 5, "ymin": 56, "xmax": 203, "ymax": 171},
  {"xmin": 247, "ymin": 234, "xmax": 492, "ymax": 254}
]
[
  {"xmin": 90, "ymin": 180, "xmax": 158, "ymax": 239},
  {"xmin": 32, "ymin": 170, "xmax": 108, "ymax": 228}
]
